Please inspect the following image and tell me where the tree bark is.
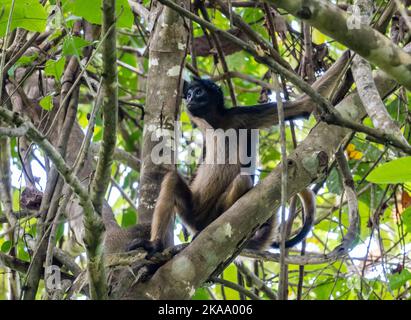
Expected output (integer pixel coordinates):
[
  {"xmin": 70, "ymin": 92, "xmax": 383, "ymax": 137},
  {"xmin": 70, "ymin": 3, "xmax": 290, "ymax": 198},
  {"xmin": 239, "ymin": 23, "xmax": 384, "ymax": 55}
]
[
  {"xmin": 137, "ymin": 1, "xmax": 189, "ymax": 245},
  {"xmin": 265, "ymin": 0, "xmax": 411, "ymax": 90}
]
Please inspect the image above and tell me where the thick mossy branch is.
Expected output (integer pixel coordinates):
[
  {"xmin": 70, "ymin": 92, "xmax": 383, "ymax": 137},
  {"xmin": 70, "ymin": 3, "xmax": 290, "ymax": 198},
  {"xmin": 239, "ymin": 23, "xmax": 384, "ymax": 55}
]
[
  {"xmin": 90, "ymin": 0, "xmax": 118, "ymax": 216},
  {"xmin": 0, "ymin": 251, "xmax": 30, "ymax": 274},
  {"xmin": 86, "ymin": 0, "xmax": 119, "ymax": 300}
]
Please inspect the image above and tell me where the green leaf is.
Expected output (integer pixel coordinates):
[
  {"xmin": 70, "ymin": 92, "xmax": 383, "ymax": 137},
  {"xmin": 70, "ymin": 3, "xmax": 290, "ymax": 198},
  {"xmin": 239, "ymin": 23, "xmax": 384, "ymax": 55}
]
[
  {"xmin": 12, "ymin": 189, "xmax": 20, "ymax": 211},
  {"xmin": 388, "ymin": 269, "xmax": 411, "ymax": 290},
  {"xmin": 8, "ymin": 52, "xmax": 38, "ymax": 76},
  {"xmin": 367, "ymin": 157, "xmax": 411, "ymax": 184},
  {"xmin": 1, "ymin": 240, "xmax": 11, "ymax": 253},
  {"xmin": 402, "ymin": 207, "xmax": 411, "ymax": 233},
  {"xmin": 17, "ymin": 240, "xmax": 30, "ymax": 261},
  {"xmin": 39, "ymin": 95, "xmax": 54, "ymax": 111},
  {"xmin": 44, "ymin": 57, "xmax": 66, "ymax": 80},
  {"xmin": 326, "ymin": 167, "xmax": 343, "ymax": 194},
  {"xmin": 222, "ymin": 263, "xmax": 241, "ymax": 300},
  {"xmin": 260, "ymin": 148, "xmax": 280, "ymax": 166},
  {"xmin": 62, "ymin": 36, "xmax": 91, "ymax": 57},
  {"xmin": 16, "ymin": 53, "xmax": 38, "ymax": 66},
  {"xmin": 121, "ymin": 208, "xmax": 137, "ymax": 228},
  {"xmin": 312, "ymin": 278, "xmax": 334, "ymax": 299},
  {"xmin": 118, "ymin": 53, "xmax": 138, "ymax": 89},
  {"xmin": 56, "ymin": 223, "xmax": 64, "ymax": 243},
  {"xmin": 0, "ymin": 0, "xmax": 47, "ymax": 37},
  {"xmin": 191, "ymin": 288, "xmax": 210, "ymax": 300},
  {"xmin": 71, "ymin": 0, "xmax": 133, "ymax": 28}
]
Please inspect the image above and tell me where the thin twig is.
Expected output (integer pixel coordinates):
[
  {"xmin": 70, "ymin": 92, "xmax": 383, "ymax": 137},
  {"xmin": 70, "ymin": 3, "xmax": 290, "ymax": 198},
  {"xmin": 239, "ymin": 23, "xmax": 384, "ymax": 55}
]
[{"xmin": 212, "ymin": 277, "xmax": 262, "ymax": 300}]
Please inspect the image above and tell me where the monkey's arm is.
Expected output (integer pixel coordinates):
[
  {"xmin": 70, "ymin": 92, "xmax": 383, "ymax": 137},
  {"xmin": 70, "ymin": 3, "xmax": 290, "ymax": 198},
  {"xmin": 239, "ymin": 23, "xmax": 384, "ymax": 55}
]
[
  {"xmin": 225, "ymin": 100, "xmax": 311, "ymax": 129},
  {"xmin": 225, "ymin": 51, "xmax": 351, "ymax": 129}
]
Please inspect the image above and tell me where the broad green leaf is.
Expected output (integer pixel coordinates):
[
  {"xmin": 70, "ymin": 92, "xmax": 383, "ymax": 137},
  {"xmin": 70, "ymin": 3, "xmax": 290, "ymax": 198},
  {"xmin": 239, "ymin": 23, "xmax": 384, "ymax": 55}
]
[
  {"xmin": 124, "ymin": 130, "xmax": 141, "ymax": 152},
  {"xmin": 312, "ymin": 279, "xmax": 333, "ymax": 300},
  {"xmin": 12, "ymin": 188, "xmax": 20, "ymax": 211},
  {"xmin": 358, "ymin": 200, "xmax": 370, "ymax": 239},
  {"xmin": 316, "ymin": 209, "xmax": 341, "ymax": 232},
  {"xmin": 62, "ymin": 36, "xmax": 91, "ymax": 57},
  {"xmin": 222, "ymin": 263, "xmax": 242, "ymax": 300},
  {"xmin": 402, "ymin": 207, "xmax": 411, "ymax": 233},
  {"xmin": 387, "ymin": 269, "xmax": 411, "ymax": 290},
  {"xmin": 386, "ymin": 98, "xmax": 406, "ymax": 124},
  {"xmin": 260, "ymin": 148, "xmax": 280, "ymax": 166},
  {"xmin": 45, "ymin": 57, "xmax": 66, "ymax": 80},
  {"xmin": 326, "ymin": 167, "xmax": 343, "ymax": 194},
  {"xmin": 1, "ymin": 240, "xmax": 11, "ymax": 253},
  {"xmin": 367, "ymin": 157, "xmax": 411, "ymax": 184},
  {"xmin": 78, "ymin": 109, "xmax": 89, "ymax": 128},
  {"xmin": 312, "ymin": 29, "xmax": 327, "ymax": 44},
  {"xmin": 180, "ymin": 111, "xmax": 190, "ymax": 124},
  {"xmin": 118, "ymin": 53, "xmax": 137, "ymax": 90},
  {"xmin": 56, "ymin": 223, "xmax": 64, "ymax": 243},
  {"xmin": 17, "ymin": 240, "xmax": 30, "ymax": 261},
  {"xmin": 242, "ymin": 7, "xmax": 264, "ymax": 24},
  {"xmin": 121, "ymin": 208, "xmax": 137, "ymax": 228},
  {"xmin": 39, "ymin": 95, "xmax": 54, "ymax": 111},
  {"xmin": 191, "ymin": 288, "xmax": 210, "ymax": 300},
  {"xmin": 71, "ymin": 0, "xmax": 133, "ymax": 28},
  {"xmin": 8, "ymin": 52, "xmax": 38, "ymax": 76},
  {"xmin": 16, "ymin": 53, "xmax": 38, "ymax": 67},
  {"xmin": 93, "ymin": 126, "xmax": 103, "ymax": 142},
  {"xmin": 0, "ymin": 0, "xmax": 47, "ymax": 37}
]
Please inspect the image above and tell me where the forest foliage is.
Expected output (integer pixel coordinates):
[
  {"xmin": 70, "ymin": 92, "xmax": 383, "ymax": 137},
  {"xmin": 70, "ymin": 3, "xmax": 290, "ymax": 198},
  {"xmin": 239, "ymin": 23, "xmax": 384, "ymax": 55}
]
[{"xmin": 0, "ymin": 0, "xmax": 410, "ymax": 300}]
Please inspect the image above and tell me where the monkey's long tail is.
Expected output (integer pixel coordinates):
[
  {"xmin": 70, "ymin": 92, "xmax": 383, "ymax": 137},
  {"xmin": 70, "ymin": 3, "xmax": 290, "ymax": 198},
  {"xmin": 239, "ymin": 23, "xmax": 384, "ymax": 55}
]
[{"xmin": 271, "ymin": 188, "xmax": 316, "ymax": 249}]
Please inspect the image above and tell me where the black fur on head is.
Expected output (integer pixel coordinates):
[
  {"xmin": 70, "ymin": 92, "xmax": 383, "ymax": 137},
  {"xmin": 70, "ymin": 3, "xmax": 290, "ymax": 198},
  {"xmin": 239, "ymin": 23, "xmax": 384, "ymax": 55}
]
[{"xmin": 183, "ymin": 77, "xmax": 225, "ymax": 117}]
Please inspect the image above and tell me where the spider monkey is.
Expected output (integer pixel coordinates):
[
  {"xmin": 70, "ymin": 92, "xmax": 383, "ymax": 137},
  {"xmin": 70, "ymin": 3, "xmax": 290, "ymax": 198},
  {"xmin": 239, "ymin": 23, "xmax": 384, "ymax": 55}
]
[{"xmin": 128, "ymin": 78, "xmax": 318, "ymax": 254}]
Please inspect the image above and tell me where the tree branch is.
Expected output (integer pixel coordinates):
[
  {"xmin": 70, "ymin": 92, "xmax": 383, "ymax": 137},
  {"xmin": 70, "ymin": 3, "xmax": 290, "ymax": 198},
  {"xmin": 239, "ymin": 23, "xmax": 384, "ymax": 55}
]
[
  {"xmin": 90, "ymin": 0, "xmax": 118, "ymax": 217},
  {"xmin": 86, "ymin": 0, "xmax": 120, "ymax": 300},
  {"xmin": 0, "ymin": 123, "xmax": 29, "ymax": 137},
  {"xmin": 137, "ymin": 0, "xmax": 189, "ymax": 229},
  {"xmin": 0, "ymin": 106, "xmax": 100, "ymax": 298},
  {"xmin": 265, "ymin": 0, "xmax": 411, "ymax": 91}
]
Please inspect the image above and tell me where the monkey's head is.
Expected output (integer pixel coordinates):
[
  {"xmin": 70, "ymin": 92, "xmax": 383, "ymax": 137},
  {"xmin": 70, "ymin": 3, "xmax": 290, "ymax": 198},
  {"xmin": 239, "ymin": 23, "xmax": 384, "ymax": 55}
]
[{"xmin": 183, "ymin": 78, "xmax": 225, "ymax": 117}]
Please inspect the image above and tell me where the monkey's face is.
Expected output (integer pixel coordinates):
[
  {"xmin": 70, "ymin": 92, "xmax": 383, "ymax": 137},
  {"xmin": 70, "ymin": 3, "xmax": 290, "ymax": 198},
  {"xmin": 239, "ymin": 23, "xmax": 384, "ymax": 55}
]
[
  {"xmin": 185, "ymin": 85, "xmax": 210, "ymax": 116},
  {"xmin": 183, "ymin": 79, "xmax": 224, "ymax": 118}
]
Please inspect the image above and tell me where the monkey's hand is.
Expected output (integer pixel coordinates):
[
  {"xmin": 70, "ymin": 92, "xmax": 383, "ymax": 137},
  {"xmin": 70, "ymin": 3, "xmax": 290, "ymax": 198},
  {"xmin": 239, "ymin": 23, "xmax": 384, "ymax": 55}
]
[{"xmin": 126, "ymin": 238, "xmax": 163, "ymax": 258}]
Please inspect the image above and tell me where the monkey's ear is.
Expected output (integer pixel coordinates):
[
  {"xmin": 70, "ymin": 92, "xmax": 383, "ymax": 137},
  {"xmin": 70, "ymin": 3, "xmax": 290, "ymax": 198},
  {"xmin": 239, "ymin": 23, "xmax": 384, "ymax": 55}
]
[{"xmin": 182, "ymin": 80, "xmax": 190, "ymax": 99}]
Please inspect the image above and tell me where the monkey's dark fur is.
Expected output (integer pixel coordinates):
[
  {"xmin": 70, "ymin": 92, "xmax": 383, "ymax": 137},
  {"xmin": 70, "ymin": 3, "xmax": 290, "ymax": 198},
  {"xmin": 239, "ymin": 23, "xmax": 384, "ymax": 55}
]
[{"xmin": 127, "ymin": 78, "xmax": 316, "ymax": 254}]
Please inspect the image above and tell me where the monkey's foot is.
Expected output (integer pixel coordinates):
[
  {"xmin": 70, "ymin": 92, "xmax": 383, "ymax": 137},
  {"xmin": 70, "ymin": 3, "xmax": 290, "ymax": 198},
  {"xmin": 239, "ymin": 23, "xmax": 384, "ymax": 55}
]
[{"xmin": 126, "ymin": 238, "xmax": 163, "ymax": 258}]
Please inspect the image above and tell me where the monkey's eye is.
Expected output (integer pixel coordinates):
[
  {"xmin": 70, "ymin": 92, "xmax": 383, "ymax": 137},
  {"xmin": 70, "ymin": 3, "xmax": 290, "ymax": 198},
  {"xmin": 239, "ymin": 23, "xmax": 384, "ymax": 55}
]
[
  {"xmin": 195, "ymin": 88, "xmax": 204, "ymax": 97},
  {"xmin": 186, "ymin": 92, "xmax": 192, "ymax": 100}
]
